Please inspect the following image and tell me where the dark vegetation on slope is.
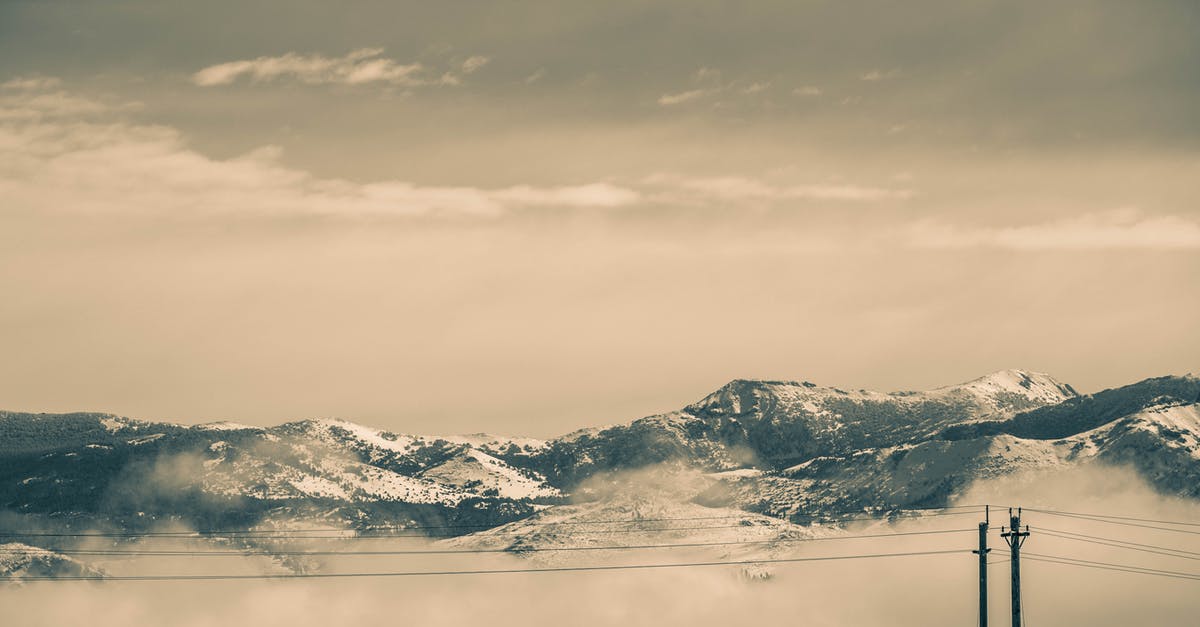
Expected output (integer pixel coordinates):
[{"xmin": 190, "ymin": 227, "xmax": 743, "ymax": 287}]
[{"xmin": 0, "ymin": 413, "xmax": 537, "ymax": 537}]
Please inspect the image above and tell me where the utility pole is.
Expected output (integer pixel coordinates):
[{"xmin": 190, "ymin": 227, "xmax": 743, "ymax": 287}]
[
  {"xmin": 1000, "ymin": 508, "xmax": 1030, "ymax": 627},
  {"xmin": 973, "ymin": 505, "xmax": 990, "ymax": 627}
]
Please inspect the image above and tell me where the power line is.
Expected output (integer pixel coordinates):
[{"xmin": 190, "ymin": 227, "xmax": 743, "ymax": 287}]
[
  {"xmin": 1037, "ymin": 528, "xmax": 1200, "ymax": 562},
  {"xmin": 0, "ymin": 506, "xmax": 985, "ymax": 540},
  {"xmin": 1023, "ymin": 509, "xmax": 1200, "ymax": 536},
  {"xmin": 0, "ymin": 527, "xmax": 977, "ymax": 557},
  {"xmin": 5, "ymin": 548, "xmax": 970, "ymax": 582},
  {"xmin": 1029, "ymin": 551, "xmax": 1200, "ymax": 579},
  {"xmin": 993, "ymin": 546, "xmax": 1200, "ymax": 582},
  {"xmin": 0, "ymin": 506, "xmax": 983, "ymax": 537},
  {"xmin": 1024, "ymin": 508, "xmax": 1200, "ymax": 528},
  {"xmin": 0, "ymin": 515, "xmax": 750, "ymax": 537},
  {"xmin": 1021, "ymin": 551, "xmax": 1200, "ymax": 582},
  {"xmin": 0, "ymin": 523, "xmax": 776, "ymax": 540}
]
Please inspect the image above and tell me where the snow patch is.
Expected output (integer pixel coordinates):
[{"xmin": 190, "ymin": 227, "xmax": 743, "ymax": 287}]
[
  {"xmin": 127, "ymin": 433, "xmax": 164, "ymax": 446},
  {"xmin": 196, "ymin": 421, "xmax": 262, "ymax": 431},
  {"xmin": 420, "ymin": 450, "xmax": 560, "ymax": 499},
  {"xmin": 434, "ymin": 433, "xmax": 549, "ymax": 452}
]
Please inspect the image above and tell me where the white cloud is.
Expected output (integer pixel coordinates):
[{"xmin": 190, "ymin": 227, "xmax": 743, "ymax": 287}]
[
  {"xmin": 0, "ymin": 82, "xmax": 639, "ymax": 218},
  {"xmin": 460, "ymin": 55, "xmax": 490, "ymax": 74},
  {"xmin": 657, "ymin": 89, "xmax": 709, "ymax": 106},
  {"xmin": 0, "ymin": 76, "xmax": 134, "ymax": 121},
  {"xmin": 1, "ymin": 76, "xmax": 63, "ymax": 91},
  {"xmin": 645, "ymin": 174, "xmax": 913, "ymax": 203},
  {"xmin": 191, "ymin": 49, "xmax": 487, "ymax": 88},
  {"xmin": 793, "ymin": 85, "xmax": 822, "ymax": 96},
  {"xmin": 0, "ymin": 81, "xmax": 914, "ymax": 222},
  {"xmin": 908, "ymin": 210, "xmax": 1200, "ymax": 250},
  {"xmin": 859, "ymin": 69, "xmax": 899, "ymax": 82},
  {"xmin": 659, "ymin": 68, "xmax": 777, "ymax": 106},
  {"xmin": 492, "ymin": 183, "xmax": 640, "ymax": 208}
]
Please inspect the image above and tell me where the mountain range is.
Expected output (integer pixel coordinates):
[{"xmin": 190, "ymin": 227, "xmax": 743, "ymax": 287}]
[{"xmin": 2, "ymin": 369, "xmax": 1198, "ymax": 579}]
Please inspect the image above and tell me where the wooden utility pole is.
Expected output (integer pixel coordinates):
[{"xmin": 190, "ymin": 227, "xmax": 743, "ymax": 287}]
[
  {"xmin": 972, "ymin": 506, "xmax": 991, "ymax": 627},
  {"xmin": 1000, "ymin": 508, "xmax": 1030, "ymax": 627}
]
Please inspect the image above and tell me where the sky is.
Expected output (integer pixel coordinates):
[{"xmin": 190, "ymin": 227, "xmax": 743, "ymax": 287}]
[{"xmin": 1, "ymin": 1, "xmax": 1197, "ymax": 436}]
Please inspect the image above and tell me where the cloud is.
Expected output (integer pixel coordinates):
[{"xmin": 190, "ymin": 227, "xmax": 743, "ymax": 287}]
[
  {"xmin": 909, "ymin": 210, "xmax": 1200, "ymax": 251},
  {"xmin": 1, "ymin": 80, "xmax": 910, "ymax": 222},
  {"xmin": 657, "ymin": 89, "xmax": 709, "ymax": 106},
  {"xmin": 658, "ymin": 68, "xmax": 777, "ymax": 107},
  {"xmin": 1, "ymin": 76, "xmax": 63, "ymax": 91},
  {"xmin": 0, "ymin": 81, "xmax": 639, "ymax": 218},
  {"xmin": 693, "ymin": 67, "xmax": 722, "ymax": 83},
  {"xmin": 859, "ymin": 69, "xmax": 896, "ymax": 81},
  {"xmin": 460, "ymin": 55, "xmax": 490, "ymax": 74},
  {"xmin": 645, "ymin": 174, "xmax": 914, "ymax": 203},
  {"xmin": 0, "ymin": 77, "xmax": 128, "ymax": 120},
  {"xmin": 792, "ymin": 86, "xmax": 822, "ymax": 96},
  {"xmin": 191, "ymin": 48, "xmax": 486, "ymax": 88},
  {"xmin": 7, "ymin": 466, "xmax": 1200, "ymax": 626},
  {"xmin": 492, "ymin": 183, "xmax": 640, "ymax": 208}
]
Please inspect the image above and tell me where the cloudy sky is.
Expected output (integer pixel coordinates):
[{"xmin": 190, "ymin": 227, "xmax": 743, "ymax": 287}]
[{"xmin": 1, "ymin": 1, "xmax": 1197, "ymax": 436}]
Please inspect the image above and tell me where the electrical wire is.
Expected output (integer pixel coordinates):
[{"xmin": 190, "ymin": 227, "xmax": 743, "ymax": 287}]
[
  {"xmin": 0, "ymin": 506, "xmax": 985, "ymax": 540},
  {"xmin": 5, "ymin": 548, "xmax": 971, "ymax": 582},
  {"xmin": 0, "ymin": 515, "xmax": 750, "ymax": 537},
  {"xmin": 991, "ymin": 545, "xmax": 1200, "ymax": 582},
  {"xmin": 1024, "ymin": 508, "xmax": 1200, "ymax": 528},
  {"xmin": 1021, "ymin": 551, "xmax": 1200, "ymax": 582},
  {"xmin": 0, "ymin": 527, "xmax": 977, "ymax": 557},
  {"xmin": 0, "ymin": 523, "xmax": 778, "ymax": 541},
  {"xmin": 1021, "ymin": 509, "xmax": 1200, "ymax": 536},
  {"xmin": 1037, "ymin": 528, "xmax": 1200, "ymax": 562}
]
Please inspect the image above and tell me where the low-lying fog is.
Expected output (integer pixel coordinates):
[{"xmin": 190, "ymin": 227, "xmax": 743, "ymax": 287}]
[{"xmin": 5, "ymin": 465, "xmax": 1199, "ymax": 626}]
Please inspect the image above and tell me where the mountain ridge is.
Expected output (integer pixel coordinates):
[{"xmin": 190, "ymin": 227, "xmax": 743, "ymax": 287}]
[
  {"xmin": 2, "ymin": 369, "xmax": 1199, "ymax": 579},
  {"xmin": 0, "ymin": 368, "xmax": 1078, "ymax": 441}
]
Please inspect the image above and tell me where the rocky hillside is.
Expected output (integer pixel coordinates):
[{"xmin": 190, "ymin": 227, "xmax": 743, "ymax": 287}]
[
  {"xmin": 2, "ymin": 369, "xmax": 1198, "ymax": 573},
  {"xmin": 533, "ymin": 369, "xmax": 1079, "ymax": 484}
]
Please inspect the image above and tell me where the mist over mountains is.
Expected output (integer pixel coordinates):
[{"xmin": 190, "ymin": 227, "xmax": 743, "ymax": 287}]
[{"xmin": 2, "ymin": 368, "xmax": 1198, "ymax": 579}]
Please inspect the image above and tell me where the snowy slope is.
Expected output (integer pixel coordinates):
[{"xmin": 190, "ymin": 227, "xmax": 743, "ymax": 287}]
[
  {"xmin": 930, "ymin": 369, "xmax": 1078, "ymax": 408},
  {"xmin": 0, "ymin": 543, "xmax": 105, "ymax": 580},
  {"xmin": 194, "ymin": 421, "xmax": 556, "ymax": 505},
  {"xmin": 419, "ymin": 449, "xmax": 560, "ymax": 499},
  {"xmin": 440, "ymin": 495, "xmax": 829, "ymax": 569},
  {"xmin": 545, "ymin": 368, "xmax": 1083, "ymax": 475}
]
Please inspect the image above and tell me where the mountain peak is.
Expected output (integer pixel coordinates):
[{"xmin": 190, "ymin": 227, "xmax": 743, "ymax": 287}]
[
  {"xmin": 939, "ymin": 369, "xmax": 1077, "ymax": 404},
  {"xmin": 686, "ymin": 378, "xmax": 826, "ymax": 416}
]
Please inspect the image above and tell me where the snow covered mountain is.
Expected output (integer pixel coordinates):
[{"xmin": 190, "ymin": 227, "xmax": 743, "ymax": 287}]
[
  {"xmin": 1, "ymin": 369, "xmax": 1198, "ymax": 579},
  {"xmin": 533, "ymin": 369, "xmax": 1081, "ymax": 483}
]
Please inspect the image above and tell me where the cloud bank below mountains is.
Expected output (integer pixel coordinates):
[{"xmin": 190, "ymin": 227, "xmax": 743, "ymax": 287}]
[{"xmin": 3, "ymin": 466, "xmax": 1198, "ymax": 627}]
